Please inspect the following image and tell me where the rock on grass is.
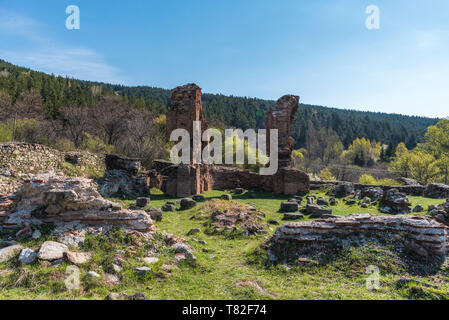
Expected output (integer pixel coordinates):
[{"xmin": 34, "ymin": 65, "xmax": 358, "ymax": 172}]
[{"xmin": 37, "ymin": 241, "xmax": 68, "ymax": 261}]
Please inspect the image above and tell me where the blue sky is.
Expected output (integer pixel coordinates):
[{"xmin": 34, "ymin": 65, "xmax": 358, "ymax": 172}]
[{"xmin": 0, "ymin": 0, "xmax": 448, "ymax": 118}]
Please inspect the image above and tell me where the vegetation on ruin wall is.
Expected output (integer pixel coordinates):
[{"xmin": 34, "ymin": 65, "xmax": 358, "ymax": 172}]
[{"xmin": 1, "ymin": 189, "xmax": 448, "ymax": 300}]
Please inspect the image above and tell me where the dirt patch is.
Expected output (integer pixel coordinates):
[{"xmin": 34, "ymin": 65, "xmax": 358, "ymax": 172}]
[{"xmin": 193, "ymin": 200, "xmax": 267, "ymax": 236}]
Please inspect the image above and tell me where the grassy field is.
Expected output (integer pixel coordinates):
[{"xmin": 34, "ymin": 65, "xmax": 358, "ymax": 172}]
[{"xmin": 0, "ymin": 188, "xmax": 448, "ymax": 300}]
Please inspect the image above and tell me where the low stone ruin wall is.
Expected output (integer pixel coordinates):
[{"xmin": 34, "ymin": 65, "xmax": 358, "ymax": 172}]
[
  {"xmin": 0, "ymin": 142, "xmax": 105, "ymax": 196},
  {"xmin": 0, "ymin": 142, "xmax": 65, "ymax": 175},
  {"xmin": 271, "ymin": 214, "xmax": 449, "ymax": 256},
  {"xmin": 148, "ymin": 161, "xmax": 310, "ymax": 197},
  {"xmin": 311, "ymin": 180, "xmax": 449, "ymax": 199},
  {"xmin": 1, "ymin": 172, "xmax": 155, "ymax": 233},
  {"xmin": 96, "ymin": 154, "xmax": 149, "ymax": 198}
]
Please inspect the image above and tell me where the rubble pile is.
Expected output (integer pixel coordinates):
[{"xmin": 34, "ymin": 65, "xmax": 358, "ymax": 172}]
[
  {"xmin": 428, "ymin": 199, "xmax": 449, "ymax": 225},
  {"xmin": 1, "ymin": 173, "xmax": 155, "ymax": 234},
  {"xmin": 193, "ymin": 200, "xmax": 267, "ymax": 235},
  {"xmin": 381, "ymin": 188, "xmax": 411, "ymax": 214}
]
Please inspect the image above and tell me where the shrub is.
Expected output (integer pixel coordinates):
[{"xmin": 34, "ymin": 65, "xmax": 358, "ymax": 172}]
[
  {"xmin": 319, "ymin": 168, "xmax": 336, "ymax": 181},
  {"xmin": 54, "ymin": 138, "xmax": 76, "ymax": 152},
  {"xmin": 359, "ymin": 174, "xmax": 401, "ymax": 186},
  {"xmin": 358, "ymin": 174, "xmax": 378, "ymax": 185},
  {"xmin": 80, "ymin": 132, "xmax": 115, "ymax": 154}
]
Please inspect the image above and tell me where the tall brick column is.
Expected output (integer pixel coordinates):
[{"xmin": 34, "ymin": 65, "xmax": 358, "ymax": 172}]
[{"xmin": 266, "ymin": 95, "xmax": 299, "ymax": 168}]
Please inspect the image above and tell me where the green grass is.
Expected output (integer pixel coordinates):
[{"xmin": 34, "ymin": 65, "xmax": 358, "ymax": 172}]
[{"xmin": 0, "ymin": 188, "xmax": 448, "ymax": 300}]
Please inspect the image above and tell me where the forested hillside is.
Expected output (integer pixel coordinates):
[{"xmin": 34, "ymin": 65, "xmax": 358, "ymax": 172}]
[{"xmin": 0, "ymin": 59, "xmax": 438, "ymax": 150}]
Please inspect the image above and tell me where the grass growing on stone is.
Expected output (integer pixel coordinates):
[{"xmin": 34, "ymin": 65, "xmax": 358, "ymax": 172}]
[{"xmin": 0, "ymin": 189, "xmax": 448, "ymax": 300}]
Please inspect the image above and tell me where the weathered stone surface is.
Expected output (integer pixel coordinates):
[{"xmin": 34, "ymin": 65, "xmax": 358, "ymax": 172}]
[
  {"xmin": 96, "ymin": 170, "xmax": 149, "ymax": 198},
  {"xmin": 400, "ymin": 177, "xmax": 421, "ymax": 186},
  {"xmin": 221, "ymin": 194, "xmax": 232, "ymax": 201},
  {"xmin": 283, "ymin": 213, "xmax": 304, "ymax": 220},
  {"xmin": 413, "ymin": 205, "xmax": 424, "ymax": 213},
  {"xmin": 105, "ymin": 154, "xmax": 141, "ymax": 175},
  {"xmin": 187, "ymin": 228, "xmax": 200, "ymax": 236},
  {"xmin": 37, "ymin": 241, "xmax": 68, "ymax": 261},
  {"xmin": 166, "ymin": 83, "xmax": 208, "ymax": 158},
  {"xmin": 104, "ymin": 273, "xmax": 121, "ymax": 286},
  {"xmin": 146, "ymin": 208, "xmax": 162, "ymax": 221},
  {"xmin": 134, "ymin": 266, "xmax": 152, "ymax": 276},
  {"xmin": 161, "ymin": 203, "xmax": 176, "ymax": 212},
  {"xmin": 280, "ymin": 202, "xmax": 298, "ymax": 213},
  {"xmin": 0, "ymin": 244, "xmax": 24, "ymax": 263},
  {"xmin": 382, "ymin": 188, "xmax": 411, "ymax": 214},
  {"xmin": 143, "ymin": 257, "xmax": 159, "ymax": 265},
  {"xmin": 106, "ymin": 292, "xmax": 128, "ymax": 300},
  {"xmin": 172, "ymin": 242, "xmax": 196, "ymax": 261},
  {"xmin": 362, "ymin": 187, "xmax": 384, "ymax": 201},
  {"xmin": 425, "ymin": 183, "xmax": 449, "ymax": 199},
  {"xmin": 4, "ymin": 173, "xmax": 155, "ymax": 233},
  {"xmin": 316, "ymin": 197, "xmax": 329, "ymax": 206},
  {"xmin": 87, "ymin": 271, "xmax": 101, "ymax": 278},
  {"xmin": 428, "ymin": 199, "xmax": 449, "ymax": 225},
  {"xmin": 136, "ymin": 197, "xmax": 151, "ymax": 208},
  {"xmin": 0, "ymin": 143, "xmax": 97, "ymax": 178},
  {"xmin": 306, "ymin": 204, "xmax": 332, "ymax": 216},
  {"xmin": 332, "ymin": 182, "xmax": 355, "ymax": 198},
  {"xmin": 271, "ymin": 214, "xmax": 449, "ymax": 256},
  {"xmin": 18, "ymin": 248, "xmax": 37, "ymax": 265},
  {"xmin": 64, "ymin": 251, "xmax": 93, "ymax": 265},
  {"xmin": 180, "ymin": 198, "xmax": 196, "ymax": 210}
]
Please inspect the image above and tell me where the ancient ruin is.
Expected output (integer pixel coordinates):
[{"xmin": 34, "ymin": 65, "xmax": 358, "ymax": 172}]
[
  {"xmin": 2, "ymin": 172, "xmax": 155, "ymax": 233},
  {"xmin": 269, "ymin": 214, "xmax": 449, "ymax": 258},
  {"xmin": 266, "ymin": 95, "xmax": 299, "ymax": 168},
  {"xmin": 96, "ymin": 154, "xmax": 150, "ymax": 198},
  {"xmin": 150, "ymin": 83, "xmax": 310, "ymax": 197}
]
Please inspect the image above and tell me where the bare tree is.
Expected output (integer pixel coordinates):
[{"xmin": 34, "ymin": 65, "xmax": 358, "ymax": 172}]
[
  {"xmin": 0, "ymin": 90, "xmax": 12, "ymax": 121},
  {"xmin": 57, "ymin": 106, "xmax": 92, "ymax": 147},
  {"xmin": 93, "ymin": 96, "xmax": 130, "ymax": 146},
  {"xmin": 118, "ymin": 109, "xmax": 168, "ymax": 168}
]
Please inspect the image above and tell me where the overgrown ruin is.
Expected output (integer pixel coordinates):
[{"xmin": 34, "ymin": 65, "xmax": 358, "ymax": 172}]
[{"xmin": 149, "ymin": 83, "xmax": 310, "ymax": 197}]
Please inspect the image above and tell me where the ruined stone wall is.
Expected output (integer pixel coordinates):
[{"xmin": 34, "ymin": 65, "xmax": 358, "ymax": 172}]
[
  {"xmin": 0, "ymin": 143, "xmax": 105, "ymax": 196},
  {"xmin": 272, "ymin": 214, "xmax": 449, "ymax": 256},
  {"xmin": 311, "ymin": 180, "xmax": 449, "ymax": 198},
  {"xmin": 0, "ymin": 142, "xmax": 65, "ymax": 175},
  {"xmin": 149, "ymin": 161, "xmax": 310, "ymax": 196},
  {"xmin": 0, "ymin": 143, "xmax": 104, "ymax": 176}
]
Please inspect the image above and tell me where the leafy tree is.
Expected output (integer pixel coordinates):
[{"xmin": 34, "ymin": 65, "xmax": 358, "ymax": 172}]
[{"xmin": 421, "ymin": 119, "xmax": 449, "ymax": 183}]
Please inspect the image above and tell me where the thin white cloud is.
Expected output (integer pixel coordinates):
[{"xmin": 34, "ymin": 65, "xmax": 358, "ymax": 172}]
[
  {"xmin": 0, "ymin": 9, "xmax": 127, "ymax": 84},
  {"xmin": 0, "ymin": 48, "xmax": 125, "ymax": 84},
  {"xmin": 0, "ymin": 8, "xmax": 45, "ymax": 42}
]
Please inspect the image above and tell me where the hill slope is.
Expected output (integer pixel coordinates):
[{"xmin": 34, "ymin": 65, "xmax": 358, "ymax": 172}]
[{"xmin": 0, "ymin": 59, "xmax": 438, "ymax": 149}]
